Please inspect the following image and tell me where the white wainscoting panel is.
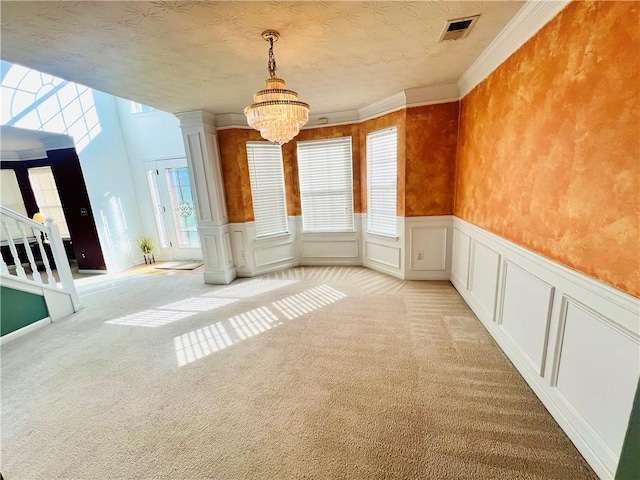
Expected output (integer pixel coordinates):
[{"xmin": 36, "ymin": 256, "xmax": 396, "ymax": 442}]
[
  {"xmin": 199, "ymin": 223, "xmax": 236, "ymax": 284},
  {"xmin": 231, "ymin": 230, "xmax": 247, "ymax": 270},
  {"xmin": 469, "ymin": 240, "xmax": 500, "ymax": 321},
  {"xmin": 498, "ymin": 260, "xmax": 555, "ymax": 376},
  {"xmin": 365, "ymin": 241, "xmax": 400, "ymax": 268},
  {"xmin": 301, "ymin": 239, "xmax": 359, "ymax": 260},
  {"xmin": 229, "ymin": 218, "xmax": 298, "ymax": 277},
  {"xmin": 451, "ymin": 228, "xmax": 471, "ymax": 288},
  {"xmin": 298, "ymin": 215, "xmax": 363, "ymax": 266},
  {"xmin": 405, "ymin": 216, "xmax": 453, "ymax": 280},
  {"xmin": 202, "ymin": 235, "xmax": 219, "ymax": 268},
  {"xmin": 362, "ymin": 216, "xmax": 404, "ymax": 279},
  {"xmin": 554, "ymin": 297, "xmax": 639, "ymax": 460},
  {"xmin": 222, "ymin": 232, "xmax": 233, "ymax": 268},
  {"xmin": 451, "ymin": 217, "xmax": 640, "ymax": 480},
  {"xmin": 254, "ymin": 242, "xmax": 295, "ymax": 268},
  {"xmin": 410, "ymin": 227, "xmax": 445, "ymax": 270}
]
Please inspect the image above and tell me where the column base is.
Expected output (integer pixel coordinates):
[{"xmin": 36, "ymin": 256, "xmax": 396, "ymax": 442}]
[{"xmin": 203, "ymin": 266, "xmax": 237, "ymax": 285}]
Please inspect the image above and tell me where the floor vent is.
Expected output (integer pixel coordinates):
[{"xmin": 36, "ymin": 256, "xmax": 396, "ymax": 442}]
[{"xmin": 439, "ymin": 15, "xmax": 480, "ymax": 42}]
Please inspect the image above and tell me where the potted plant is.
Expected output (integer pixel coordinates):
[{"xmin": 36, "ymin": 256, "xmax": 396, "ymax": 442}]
[{"xmin": 137, "ymin": 236, "xmax": 155, "ymax": 264}]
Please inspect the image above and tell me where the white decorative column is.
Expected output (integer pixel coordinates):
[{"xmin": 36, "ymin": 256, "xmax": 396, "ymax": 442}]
[{"xmin": 176, "ymin": 110, "xmax": 236, "ymax": 284}]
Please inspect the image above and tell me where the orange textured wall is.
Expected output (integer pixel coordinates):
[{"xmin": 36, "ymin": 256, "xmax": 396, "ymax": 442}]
[
  {"xmin": 217, "ymin": 129, "xmax": 261, "ymax": 223},
  {"xmin": 218, "ymin": 106, "xmax": 458, "ymax": 224},
  {"xmin": 405, "ymin": 103, "xmax": 459, "ymax": 216},
  {"xmin": 359, "ymin": 110, "xmax": 407, "ymax": 215},
  {"xmin": 456, "ymin": 1, "xmax": 639, "ymax": 297}
]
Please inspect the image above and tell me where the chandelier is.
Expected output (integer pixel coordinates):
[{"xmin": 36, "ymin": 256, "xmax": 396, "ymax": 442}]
[{"xmin": 244, "ymin": 30, "xmax": 310, "ymax": 145}]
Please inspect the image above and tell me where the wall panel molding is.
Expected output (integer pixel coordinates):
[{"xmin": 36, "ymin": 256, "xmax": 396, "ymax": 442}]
[
  {"xmin": 405, "ymin": 216, "xmax": 452, "ymax": 280},
  {"xmin": 451, "ymin": 217, "xmax": 640, "ymax": 480},
  {"xmin": 498, "ymin": 260, "xmax": 555, "ymax": 376}
]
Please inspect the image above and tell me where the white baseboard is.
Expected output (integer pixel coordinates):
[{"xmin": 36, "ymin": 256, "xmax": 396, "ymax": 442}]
[
  {"xmin": 1, "ymin": 317, "xmax": 52, "ymax": 345},
  {"xmin": 451, "ymin": 218, "xmax": 639, "ymax": 480}
]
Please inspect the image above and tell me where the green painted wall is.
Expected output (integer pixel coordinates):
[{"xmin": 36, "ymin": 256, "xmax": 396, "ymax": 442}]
[
  {"xmin": 1, "ymin": 286, "xmax": 49, "ymax": 336},
  {"xmin": 616, "ymin": 378, "xmax": 640, "ymax": 479}
]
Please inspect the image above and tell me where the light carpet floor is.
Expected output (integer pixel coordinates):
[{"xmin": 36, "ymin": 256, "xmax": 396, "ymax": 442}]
[{"xmin": 1, "ymin": 265, "xmax": 596, "ymax": 479}]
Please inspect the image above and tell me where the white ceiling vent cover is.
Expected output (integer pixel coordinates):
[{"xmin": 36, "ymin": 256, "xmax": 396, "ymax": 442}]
[{"xmin": 439, "ymin": 15, "xmax": 480, "ymax": 42}]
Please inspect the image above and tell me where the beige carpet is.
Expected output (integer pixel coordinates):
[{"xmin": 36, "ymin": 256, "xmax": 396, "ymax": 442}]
[{"xmin": 1, "ymin": 265, "xmax": 596, "ymax": 479}]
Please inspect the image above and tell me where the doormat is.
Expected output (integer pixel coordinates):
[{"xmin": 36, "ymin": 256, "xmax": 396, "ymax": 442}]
[{"xmin": 155, "ymin": 261, "xmax": 204, "ymax": 270}]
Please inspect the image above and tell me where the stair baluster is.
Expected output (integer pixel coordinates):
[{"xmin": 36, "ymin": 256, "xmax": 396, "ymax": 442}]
[
  {"xmin": 33, "ymin": 228, "xmax": 56, "ymax": 287},
  {"xmin": 2, "ymin": 220, "xmax": 27, "ymax": 279},
  {"xmin": 19, "ymin": 222, "xmax": 43, "ymax": 285}
]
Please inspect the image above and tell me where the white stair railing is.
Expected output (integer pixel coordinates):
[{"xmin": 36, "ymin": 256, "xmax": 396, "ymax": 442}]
[{"xmin": 0, "ymin": 206, "xmax": 81, "ymax": 312}]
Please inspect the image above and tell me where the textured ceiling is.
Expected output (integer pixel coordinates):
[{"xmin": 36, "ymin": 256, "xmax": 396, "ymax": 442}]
[{"xmin": 0, "ymin": 1, "xmax": 525, "ymax": 116}]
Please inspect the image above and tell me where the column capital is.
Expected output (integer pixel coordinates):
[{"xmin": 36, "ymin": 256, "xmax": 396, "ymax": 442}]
[{"xmin": 175, "ymin": 110, "xmax": 216, "ymax": 128}]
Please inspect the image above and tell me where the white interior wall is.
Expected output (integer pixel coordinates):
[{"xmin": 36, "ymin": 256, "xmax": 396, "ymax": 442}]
[
  {"xmin": 115, "ymin": 99, "xmax": 187, "ymax": 259},
  {"xmin": 75, "ymin": 91, "xmax": 143, "ymax": 272}
]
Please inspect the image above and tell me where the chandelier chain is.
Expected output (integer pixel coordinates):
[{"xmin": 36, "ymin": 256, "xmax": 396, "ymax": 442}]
[{"xmin": 268, "ymin": 37, "xmax": 277, "ymax": 78}]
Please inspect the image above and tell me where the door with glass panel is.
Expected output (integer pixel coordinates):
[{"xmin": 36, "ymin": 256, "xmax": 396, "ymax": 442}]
[{"xmin": 145, "ymin": 159, "xmax": 201, "ymax": 261}]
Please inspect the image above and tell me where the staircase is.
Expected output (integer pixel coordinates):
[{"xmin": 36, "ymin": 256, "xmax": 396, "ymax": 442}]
[{"xmin": 1, "ymin": 206, "xmax": 82, "ymax": 343}]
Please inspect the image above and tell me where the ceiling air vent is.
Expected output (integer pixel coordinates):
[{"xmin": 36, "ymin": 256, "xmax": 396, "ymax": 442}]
[{"xmin": 439, "ymin": 15, "xmax": 480, "ymax": 42}]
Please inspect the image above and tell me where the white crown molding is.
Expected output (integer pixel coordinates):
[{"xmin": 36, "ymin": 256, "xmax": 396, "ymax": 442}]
[
  {"xmin": 175, "ymin": 110, "xmax": 217, "ymax": 128},
  {"xmin": 357, "ymin": 92, "xmax": 407, "ymax": 123},
  {"xmin": 213, "ymin": 83, "xmax": 460, "ymax": 130},
  {"xmin": 405, "ymin": 84, "xmax": 461, "ymax": 108},
  {"xmin": 303, "ymin": 110, "xmax": 360, "ymax": 129},
  {"xmin": 215, "ymin": 113, "xmax": 249, "ymax": 129},
  {"xmin": 458, "ymin": 0, "xmax": 571, "ymax": 98}
]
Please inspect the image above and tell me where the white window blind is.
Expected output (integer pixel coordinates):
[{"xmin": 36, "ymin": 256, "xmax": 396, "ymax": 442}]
[
  {"xmin": 297, "ymin": 137, "xmax": 354, "ymax": 232},
  {"xmin": 367, "ymin": 127, "xmax": 398, "ymax": 236},
  {"xmin": 246, "ymin": 142, "xmax": 289, "ymax": 238}
]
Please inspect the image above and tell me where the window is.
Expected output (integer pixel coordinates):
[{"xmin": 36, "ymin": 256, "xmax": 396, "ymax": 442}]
[
  {"xmin": 297, "ymin": 137, "xmax": 354, "ymax": 232},
  {"xmin": 130, "ymin": 101, "xmax": 155, "ymax": 113},
  {"xmin": 367, "ymin": 127, "xmax": 398, "ymax": 236},
  {"xmin": 165, "ymin": 167, "xmax": 200, "ymax": 247},
  {"xmin": 27, "ymin": 166, "xmax": 71, "ymax": 238},
  {"xmin": 246, "ymin": 142, "xmax": 288, "ymax": 238},
  {"xmin": 1, "ymin": 61, "xmax": 101, "ymax": 152}
]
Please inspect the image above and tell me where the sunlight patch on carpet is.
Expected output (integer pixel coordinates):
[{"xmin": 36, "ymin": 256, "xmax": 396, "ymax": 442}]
[
  {"xmin": 173, "ymin": 286, "xmax": 346, "ymax": 366},
  {"xmin": 205, "ymin": 279, "xmax": 297, "ymax": 298},
  {"xmin": 155, "ymin": 261, "xmax": 203, "ymax": 270},
  {"xmin": 175, "ymin": 306, "xmax": 281, "ymax": 366},
  {"xmin": 272, "ymin": 284, "xmax": 346, "ymax": 320},
  {"xmin": 106, "ymin": 298, "xmax": 238, "ymax": 327}
]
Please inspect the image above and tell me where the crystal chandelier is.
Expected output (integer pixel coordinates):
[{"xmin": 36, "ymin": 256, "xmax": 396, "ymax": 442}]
[{"xmin": 244, "ymin": 30, "xmax": 310, "ymax": 145}]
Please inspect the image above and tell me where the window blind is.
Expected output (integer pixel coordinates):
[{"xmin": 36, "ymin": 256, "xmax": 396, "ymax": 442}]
[
  {"xmin": 367, "ymin": 127, "xmax": 398, "ymax": 236},
  {"xmin": 297, "ymin": 137, "xmax": 354, "ymax": 232},
  {"xmin": 246, "ymin": 142, "xmax": 289, "ymax": 238}
]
